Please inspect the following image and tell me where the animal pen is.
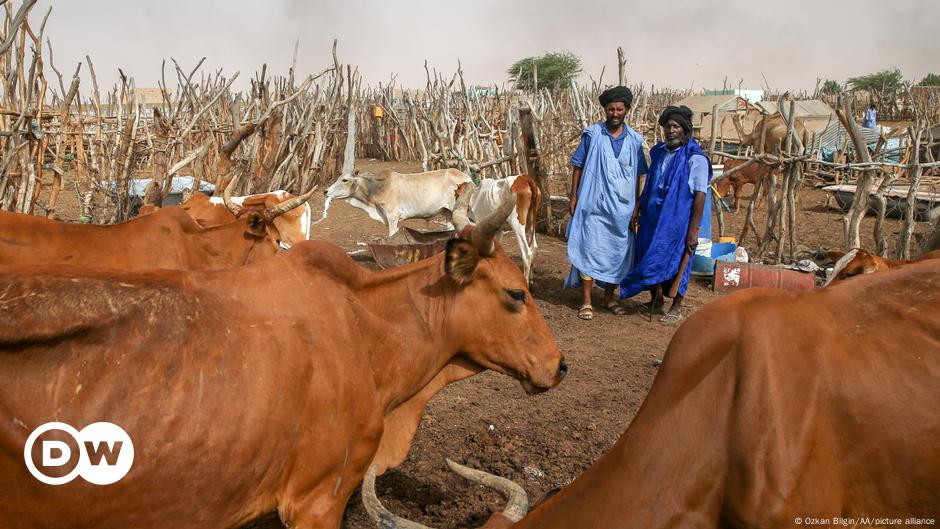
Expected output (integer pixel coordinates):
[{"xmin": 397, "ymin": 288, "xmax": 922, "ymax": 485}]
[{"xmin": 1, "ymin": 1, "xmax": 938, "ymax": 262}]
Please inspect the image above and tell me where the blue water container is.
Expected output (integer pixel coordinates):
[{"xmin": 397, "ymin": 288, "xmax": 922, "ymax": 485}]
[{"xmin": 691, "ymin": 241, "xmax": 737, "ymax": 276}]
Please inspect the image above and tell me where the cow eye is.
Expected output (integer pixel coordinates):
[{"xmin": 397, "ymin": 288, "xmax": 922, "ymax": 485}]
[{"xmin": 506, "ymin": 289, "xmax": 526, "ymax": 304}]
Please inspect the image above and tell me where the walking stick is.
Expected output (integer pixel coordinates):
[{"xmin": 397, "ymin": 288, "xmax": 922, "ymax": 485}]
[{"xmin": 667, "ymin": 247, "xmax": 693, "ymax": 299}]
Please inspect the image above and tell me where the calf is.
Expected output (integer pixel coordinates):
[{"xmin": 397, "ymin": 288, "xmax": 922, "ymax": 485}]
[
  {"xmin": 469, "ymin": 175, "xmax": 542, "ymax": 283},
  {"xmin": 714, "ymin": 158, "xmax": 776, "ymax": 212}
]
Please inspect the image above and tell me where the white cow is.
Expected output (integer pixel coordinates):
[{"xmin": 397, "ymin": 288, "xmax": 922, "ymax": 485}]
[
  {"xmin": 323, "ymin": 168, "xmax": 473, "ymax": 236},
  {"xmin": 468, "ymin": 174, "xmax": 542, "ymax": 283}
]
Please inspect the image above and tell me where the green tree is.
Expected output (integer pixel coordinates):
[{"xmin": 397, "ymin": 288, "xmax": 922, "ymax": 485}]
[
  {"xmin": 846, "ymin": 69, "xmax": 904, "ymax": 93},
  {"xmin": 820, "ymin": 79, "xmax": 842, "ymax": 95},
  {"xmin": 917, "ymin": 73, "xmax": 940, "ymax": 86},
  {"xmin": 507, "ymin": 52, "xmax": 582, "ymax": 90}
]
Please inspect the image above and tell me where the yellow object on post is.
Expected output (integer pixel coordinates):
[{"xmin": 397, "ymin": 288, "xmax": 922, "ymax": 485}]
[
  {"xmin": 372, "ymin": 105, "xmax": 385, "ymax": 118},
  {"xmin": 718, "ymin": 236, "xmax": 736, "ymax": 244}
]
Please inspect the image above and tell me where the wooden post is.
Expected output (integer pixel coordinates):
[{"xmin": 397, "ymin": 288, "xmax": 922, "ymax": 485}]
[
  {"xmin": 519, "ymin": 105, "xmax": 551, "ymax": 234},
  {"xmin": 707, "ymin": 104, "xmax": 724, "ymax": 237},
  {"xmin": 836, "ymin": 96, "xmax": 876, "ymax": 250},
  {"xmin": 617, "ymin": 47, "xmax": 626, "ymax": 86},
  {"xmin": 898, "ymin": 87, "xmax": 925, "ymax": 259}
]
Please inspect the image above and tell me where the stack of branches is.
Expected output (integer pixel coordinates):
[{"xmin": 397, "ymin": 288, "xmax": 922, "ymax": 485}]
[
  {"xmin": 833, "ymin": 86, "xmax": 940, "ymax": 259},
  {"xmin": 817, "ymin": 89, "xmax": 926, "ymax": 123},
  {"xmin": 352, "ymin": 63, "xmax": 683, "ymax": 192},
  {"xmin": 0, "ymin": 2, "xmax": 357, "ymax": 224},
  {"xmin": 347, "ymin": 63, "xmax": 686, "ymax": 236},
  {"xmin": 360, "ymin": 61, "xmax": 520, "ymax": 178},
  {"xmin": 710, "ymin": 89, "xmax": 940, "ymax": 263},
  {"xmin": 0, "ymin": 0, "xmax": 52, "ymax": 215},
  {"xmin": 909, "ymin": 86, "xmax": 940, "ymax": 125},
  {"xmin": 60, "ymin": 47, "xmax": 351, "ymax": 224}
]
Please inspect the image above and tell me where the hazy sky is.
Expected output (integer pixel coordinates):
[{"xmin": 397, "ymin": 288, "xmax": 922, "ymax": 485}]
[{"xmin": 32, "ymin": 0, "xmax": 940, "ymax": 94}]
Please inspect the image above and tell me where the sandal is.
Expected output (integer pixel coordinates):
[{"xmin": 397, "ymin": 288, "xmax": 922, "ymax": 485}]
[
  {"xmin": 605, "ymin": 301, "xmax": 628, "ymax": 315},
  {"xmin": 577, "ymin": 304, "xmax": 594, "ymax": 320},
  {"xmin": 659, "ymin": 310, "xmax": 684, "ymax": 324}
]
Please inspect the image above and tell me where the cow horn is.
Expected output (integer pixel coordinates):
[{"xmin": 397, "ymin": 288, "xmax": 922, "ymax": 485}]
[
  {"xmin": 263, "ymin": 186, "xmax": 318, "ymax": 221},
  {"xmin": 222, "ymin": 174, "xmax": 243, "ymax": 216},
  {"xmin": 471, "ymin": 188, "xmax": 514, "ymax": 256},
  {"xmin": 445, "ymin": 458, "xmax": 528, "ymax": 523},
  {"xmin": 361, "ymin": 461, "xmax": 528, "ymax": 529},
  {"xmin": 452, "ymin": 184, "xmax": 472, "ymax": 234},
  {"xmin": 361, "ymin": 464, "xmax": 434, "ymax": 529}
]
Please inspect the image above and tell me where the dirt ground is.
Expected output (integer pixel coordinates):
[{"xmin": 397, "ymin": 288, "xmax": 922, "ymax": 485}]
[{"xmin": 232, "ymin": 160, "xmax": 932, "ymax": 529}]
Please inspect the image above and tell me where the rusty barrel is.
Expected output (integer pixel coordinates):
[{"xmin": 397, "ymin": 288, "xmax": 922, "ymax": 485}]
[{"xmin": 713, "ymin": 261, "xmax": 816, "ymax": 293}]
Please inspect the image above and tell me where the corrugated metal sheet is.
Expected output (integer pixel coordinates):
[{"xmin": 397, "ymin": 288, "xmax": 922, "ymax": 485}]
[{"xmin": 815, "ymin": 120, "xmax": 881, "ymax": 149}]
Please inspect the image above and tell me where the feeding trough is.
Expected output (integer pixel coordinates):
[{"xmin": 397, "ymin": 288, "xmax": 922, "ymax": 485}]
[
  {"xmin": 367, "ymin": 227, "xmax": 453, "ymax": 269},
  {"xmin": 823, "ymin": 184, "xmax": 940, "ymax": 222}
]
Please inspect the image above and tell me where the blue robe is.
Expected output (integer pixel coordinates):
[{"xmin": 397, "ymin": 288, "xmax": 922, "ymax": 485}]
[
  {"xmin": 620, "ymin": 139, "xmax": 712, "ymax": 298},
  {"xmin": 564, "ymin": 123, "xmax": 647, "ymax": 288}
]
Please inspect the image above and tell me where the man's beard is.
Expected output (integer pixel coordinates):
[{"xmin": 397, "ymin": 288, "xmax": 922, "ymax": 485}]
[
  {"xmin": 666, "ymin": 134, "xmax": 688, "ymax": 149},
  {"xmin": 605, "ymin": 117, "xmax": 622, "ymax": 128}
]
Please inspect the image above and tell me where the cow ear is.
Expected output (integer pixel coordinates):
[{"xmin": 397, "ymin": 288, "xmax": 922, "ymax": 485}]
[
  {"xmin": 859, "ymin": 250, "xmax": 880, "ymax": 274},
  {"xmin": 445, "ymin": 238, "xmax": 481, "ymax": 286},
  {"xmin": 244, "ymin": 212, "xmax": 268, "ymax": 238}
]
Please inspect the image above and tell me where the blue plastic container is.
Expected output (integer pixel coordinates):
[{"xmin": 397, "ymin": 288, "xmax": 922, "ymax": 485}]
[{"xmin": 691, "ymin": 241, "xmax": 737, "ymax": 276}]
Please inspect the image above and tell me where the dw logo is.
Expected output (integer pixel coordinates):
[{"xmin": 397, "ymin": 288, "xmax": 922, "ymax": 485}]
[{"xmin": 23, "ymin": 422, "xmax": 134, "ymax": 485}]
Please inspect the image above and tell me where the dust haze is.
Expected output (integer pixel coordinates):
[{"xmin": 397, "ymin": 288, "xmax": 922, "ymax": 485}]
[{"xmin": 35, "ymin": 0, "xmax": 940, "ymax": 93}]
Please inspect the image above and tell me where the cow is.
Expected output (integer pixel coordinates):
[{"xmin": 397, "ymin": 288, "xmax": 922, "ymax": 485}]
[
  {"xmin": 713, "ymin": 158, "xmax": 776, "ymax": 212},
  {"xmin": 140, "ymin": 190, "xmax": 313, "ymax": 248},
  {"xmin": 468, "ymin": 175, "xmax": 542, "ymax": 284},
  {"xmin": 323, "ymin": 168, "xmax": 473, "ymax": 236},
  {"xmin": 365, "ymin": 259, "xmax": 940, "ymax": 528},
  {"xmin": 0, "ymin": 188, "xmax": 567, "ymax": 529},
  {"xmin": 824, "ymin": 246, "xmax": 940, "ymax": 285},
  {"xmin": 0, "ymin": 190, "xmax": 312, "ymax": 270}
]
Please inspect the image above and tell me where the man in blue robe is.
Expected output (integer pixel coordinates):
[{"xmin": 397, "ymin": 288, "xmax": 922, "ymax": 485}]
[
  {"xmin": 565, "ymin": 86, "xmax": 649, "ymax": 320},
  {"xmin": 620, "ymin": 105, "xmax": 710, "ymax": 323},
  {"xmin": 862, "ymin": 103, "xmax": 878, "ymax": 128}
]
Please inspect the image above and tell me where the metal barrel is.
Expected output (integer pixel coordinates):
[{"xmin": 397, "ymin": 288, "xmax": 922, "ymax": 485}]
[{"xmin": 713, "ymin": 261, "xmax": 817, "ymax": 293}]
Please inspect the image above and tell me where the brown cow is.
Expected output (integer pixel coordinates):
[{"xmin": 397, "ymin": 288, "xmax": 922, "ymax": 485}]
[
  {"xmin": 714, "ymin": 158, "xmax": 776, "ymax": 212},
  {"xmin": 140, "ymin": 190, "xmax": 312, "ymax": 248},
  {"xmin": 367, "ymin": 259, "xmax": 940, "ymax": 528},
  {"xmin": 0, "ymin": 191, "xmax": 311, "ymax": 270},
  {"xmin": 825, "ymin": 247, "xmax": 940, "ymax": 285},
  {"xmin": 0, "ymin": 190, "xmax": 566, "ymax": 529}
]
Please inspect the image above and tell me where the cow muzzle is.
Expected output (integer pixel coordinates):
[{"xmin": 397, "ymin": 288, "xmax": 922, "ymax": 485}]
[{"xmin": 520, "ymin": 358, "xmax": 567, "ymax": 395}]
